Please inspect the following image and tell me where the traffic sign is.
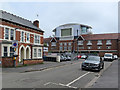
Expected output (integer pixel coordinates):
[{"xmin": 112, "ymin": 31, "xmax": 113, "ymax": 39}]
[{"xmin": 12, "ymin": 40, "xmax": 18, "ymax": 48}]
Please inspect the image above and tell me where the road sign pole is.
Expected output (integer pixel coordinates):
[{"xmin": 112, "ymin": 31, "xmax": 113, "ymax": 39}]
[
  {"xmin": 13, "ymin": 48, "xmax": 17, "ymax": 67},
  {"xmin": 12, "ymin": 40, "xmax": 18, "ymax": 67}
]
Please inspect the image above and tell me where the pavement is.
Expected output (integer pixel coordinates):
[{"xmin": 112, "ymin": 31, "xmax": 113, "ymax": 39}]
[
  {"xmin": 2, "ymin": 60, "xmax": 80, "ymax": 73},
  {"xmin": 89, "ymin": 60, "xmax": 118, "ymax": 88}
]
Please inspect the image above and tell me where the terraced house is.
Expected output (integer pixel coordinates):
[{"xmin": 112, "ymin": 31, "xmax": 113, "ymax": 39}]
[
  {"xmin": 0, "ymin": 10, "xmax": 44, "ymax": 67},
  {"xmin": 44, "ymin": 23, "xmax": 120, "ymax": 57}
]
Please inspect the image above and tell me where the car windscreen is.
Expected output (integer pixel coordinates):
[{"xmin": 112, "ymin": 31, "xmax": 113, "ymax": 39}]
[
  {"xmin": 104, "ymin": 54, "xmax": 112, "ymax": 57},
  {"xmin": 86, "ymin": 56, "xmax": 100, "ymax": 61}
]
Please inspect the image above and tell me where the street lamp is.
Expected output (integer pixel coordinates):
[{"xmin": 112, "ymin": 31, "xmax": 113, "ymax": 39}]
[{"xmin": 77, "ymin": 30, "xmax": 79, "ymax": 59}]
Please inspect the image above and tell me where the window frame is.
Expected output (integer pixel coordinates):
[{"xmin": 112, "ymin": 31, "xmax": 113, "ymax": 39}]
[
  {"xmin": 26, "ymin": 33, "xmax": 30, "ymax": 43},
  {"xmin": 3, "ymin": 46, "xmax": 8, "ymax": 57}
]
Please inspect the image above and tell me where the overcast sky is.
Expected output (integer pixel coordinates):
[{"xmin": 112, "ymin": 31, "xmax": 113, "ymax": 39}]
[{"xmin": 0, "ymin": 2, "xmax": 118, "ymax": 38}]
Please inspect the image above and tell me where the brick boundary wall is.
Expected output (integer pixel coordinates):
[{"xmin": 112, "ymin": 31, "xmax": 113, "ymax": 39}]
[
  {"xmin": 23, "ymin": 59, "xmax": 43, "ymax": 65},
  {"xmin": 2, "ymin": 57, "xmax": 14, "ymax": 67}
]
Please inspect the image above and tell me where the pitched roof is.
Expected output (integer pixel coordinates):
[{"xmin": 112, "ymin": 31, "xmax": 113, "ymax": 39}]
[
  {"xmin": 0, "ymin": 10, "xmax": 44, "ymax": 32},
  {"xmin": 43, "ymin": 38, "xmax": 52, "ymax": 43},
  {"xmin": 81, "ymin": 33, "xmax": 119, "ymax": 40}
]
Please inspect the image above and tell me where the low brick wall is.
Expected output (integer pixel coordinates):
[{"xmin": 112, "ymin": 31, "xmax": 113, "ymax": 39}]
[
  {"xmin": 23, "ymin": 59, "xmax": 43, "ymax": 65},
  {"xmin": 2, "ymin": 57, "xmax": 14, "ymax": 67}
]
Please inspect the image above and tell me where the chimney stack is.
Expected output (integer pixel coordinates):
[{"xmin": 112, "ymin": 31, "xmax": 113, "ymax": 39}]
[{"xmin": 33, "ymin": 20, "xmax": 39, "ymax": 28}]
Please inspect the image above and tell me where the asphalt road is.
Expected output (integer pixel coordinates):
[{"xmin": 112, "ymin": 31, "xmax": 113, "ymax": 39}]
[{"xmin": 2, "ymin": 59, "xmax": 113, "ymax": 89}]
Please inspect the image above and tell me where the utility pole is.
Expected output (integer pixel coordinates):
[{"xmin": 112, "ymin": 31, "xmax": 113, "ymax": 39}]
[{"xmin": 77, "ymin": 30, "xmax": 79, "ymax": 59}]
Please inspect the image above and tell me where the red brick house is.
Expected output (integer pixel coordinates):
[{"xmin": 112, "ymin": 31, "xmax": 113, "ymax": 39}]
[
  {"xmin": 0, "ymin": 10, "xmax": 44, "ymax": 67},
  {"xmin": 44, "ymin": 23, "xmax": 120, "ymax": 57}
]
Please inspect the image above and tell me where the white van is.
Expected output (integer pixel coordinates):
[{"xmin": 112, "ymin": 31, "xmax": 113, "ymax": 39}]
[{"xmin": 104, "ymin": 53, "xmax": 114, "ymax": 61}]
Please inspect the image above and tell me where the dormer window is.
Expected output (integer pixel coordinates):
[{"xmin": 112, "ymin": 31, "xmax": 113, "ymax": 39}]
[
  {"xmin": 78, "ymin": 40, "xmax": 83, "ymax": 45},
  {"xmin": 51, "ymin": 42, "xmax": 56, "ymax": 46},
  {"xmin": 87, "ymin": 40, "xmax": 92, "ymax": 45},
  {"xmin": 106, "ymin": 40, "xmax": 111, "ymax": 45},
  {"xmin": 97, "ymin": 40, "xmax": 102, "ymax": 45}
]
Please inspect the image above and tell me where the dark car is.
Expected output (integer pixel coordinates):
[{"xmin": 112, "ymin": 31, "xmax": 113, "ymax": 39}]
[{"xmin": 81, "ymin": 56, "xmax": 104, "ymax": 71}]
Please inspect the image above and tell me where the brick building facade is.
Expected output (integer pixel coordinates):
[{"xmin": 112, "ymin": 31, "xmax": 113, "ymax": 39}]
[
  {"xmin": 44, "ymin": 23, "xmax": 120, "ymax": 57},
  {"xmin": 0, "ymin": 10, "xmax": 44, "ymax": 67}
]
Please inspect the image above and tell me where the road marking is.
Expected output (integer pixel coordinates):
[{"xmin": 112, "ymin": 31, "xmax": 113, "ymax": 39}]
[
  {"xmin": 66, "ymin": 72, "xmax": 91, "ymax": 86},
  {"xmin": 44, "ymin": 82, "xmax": 51, "ymax": 86},
  {"xmin": 44, "ymin": 82, "xmax": 77, "ymax": 88}
]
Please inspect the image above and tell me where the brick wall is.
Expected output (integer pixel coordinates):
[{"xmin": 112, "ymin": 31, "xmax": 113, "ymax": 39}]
[
  {"xmin": 2, "ymin": 57, "xmax": 14, "ymax": 67},
  {"xmin": 23, "ymin": 59, "xmax": 43, "ymax": 65}
]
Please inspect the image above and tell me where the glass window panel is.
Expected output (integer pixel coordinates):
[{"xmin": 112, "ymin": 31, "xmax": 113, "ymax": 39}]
[
  {"xmin": 61, "ymin": 28, "xmax": 72, "ymax": 36},
  {"xmin": 4, "ymin": 46, "xmax": 8, "ymax": 56},
  {"xmin": 10, "ymin": 29, "xmax": 14, "ymax": 40},
  {"xmin": 5, "ymin": 28, "xmax": 9, "ymax": 39}
]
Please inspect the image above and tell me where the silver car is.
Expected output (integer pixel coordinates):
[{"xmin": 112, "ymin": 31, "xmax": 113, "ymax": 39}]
[{"xmin": 81, "ymin": 56, "xmax": 104, "ymax": 71}]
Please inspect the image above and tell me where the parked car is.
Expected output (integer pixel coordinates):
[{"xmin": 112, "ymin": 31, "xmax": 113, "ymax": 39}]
[
  {"xmin": 104, "ymin": 53, "xmax": 114, "ymax": 61},
  {"xmin": 81, "ymin": 55, "xmax": 87, "ymax": 59},
  {"xmin": 66, "ymin": 56, "xmax": 71, "ymax": 61},
  {"xmin": 74, "ymin": 55, "xmax": 81, "ymax": 60},
  {"xmin": 81, "ymin": 56, "xmax": 104, "ymax": 71},
  {"xmin": 60, "ymin": 55, "xmax": 67, "ymax": 61},
  {"xmin": 113, "ymin": 55, "xmax": 118, "ymax": 60}
]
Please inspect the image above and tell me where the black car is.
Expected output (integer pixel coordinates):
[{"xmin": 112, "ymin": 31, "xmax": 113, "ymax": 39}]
[{"xmin": 81, "ymin": 56, "xmax": 104, "ymax": 71}]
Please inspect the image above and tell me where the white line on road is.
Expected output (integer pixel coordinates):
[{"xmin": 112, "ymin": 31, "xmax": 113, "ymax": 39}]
[{"xmin": 66, "ymin": 72, "xmax": 91, "ymax": 86}]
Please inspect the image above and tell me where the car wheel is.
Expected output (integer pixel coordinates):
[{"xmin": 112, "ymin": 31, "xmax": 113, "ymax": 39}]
[{"xmin": 102, "ymin": 64, "xmax": 104, "ymax": 69}]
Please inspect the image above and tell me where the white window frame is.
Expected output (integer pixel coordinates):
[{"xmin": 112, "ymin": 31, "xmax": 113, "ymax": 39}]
[
  {"xmin": 21, "ymin": 31, "xmax": 25, "ymax": 42},
  {"xmin": 68, "ymin": 42, "xmax": 71, "ymax": 46},
  {"xmin": 60, "ymin": 43, "xmax": 62, "ymax": 46},
  {"xmin": 4, "ymin": 28, "xmax": 9, "ymax": 40},
  {"xmin": 88, "ymin": 46, "xmax": 91, "ymax": 49},
  {"xmin": 2, "ymin": 44, "xmax": 18, "ymax": 57},
  {"xmin": 64, "ymin": 43, "xmax": 67, "ymax": 46},
  {"xmin": 4, "ymin": 27, "xmax": 15, "ymax": 41},
  {"xmin": 33, "ymin": 47, "xmax": 42, "ymax": 59},
  {"xmin": 51, "ymin": 42, "xmax": 56, "ymax": 46},
  {"xmin": 78, "ymin": 40, "xmax": 83, "ymax": 45},
  {"xmin": 59, "ymin": 46, "xmax": 63, "ymax": 50},
  {"xmin": 34, "ymin": 48, "xmax": 37, "ymax": 58},
  {"xmin": 79, "ymin": 47, "xmax": 84, "ymax": 49},
  {"xmin": 106, "ymin": 40, "xmax": 111, "ymax": 45},
  {"xmin": 106, "ymin": 46, "xmax": 111, "ymax": 49},
  {"xmin": 38, "ymin": 49, "xmax": 42, "ymax": 58},
  {"xmin": 98, "ymin": 46, "xmax": 102, "ymax": 49},
  {"xmin": 34, "ymin": 34, "xmax": 40, "ymax": 44},
  {"xmin": 10, "ymin": 47, "xmax": 14, "ymax": 56},
  {"xmin": 3, "ymin": 46, "xmax": 8, "ymax": 57},
  {"xmin": 87, "ymin": 40, "xmax": 92, "ymax": 45},
  {"xmin": 26, "ymin": 33, "xmax": 30, "ymax": 43},
  {"xmin": 68, "ymin": 46, "xmax": 71, "ymax": 50},
  {"xmin": 97, "ymin": 40, "xmax": 102, "ymax": 45}
]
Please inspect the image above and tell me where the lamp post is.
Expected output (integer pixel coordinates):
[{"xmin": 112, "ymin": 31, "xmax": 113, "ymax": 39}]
[{"xmin": 77, "ymin": 30, "xmax": 79, "ymax": 60}]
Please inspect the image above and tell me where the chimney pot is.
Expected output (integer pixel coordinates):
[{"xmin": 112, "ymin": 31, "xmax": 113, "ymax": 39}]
[{"xmin": 33, "ymin": 20, "xmax": 39, "ymax": 28}]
